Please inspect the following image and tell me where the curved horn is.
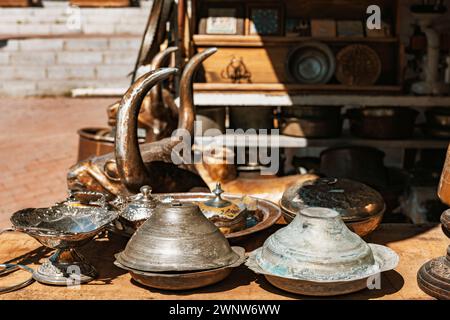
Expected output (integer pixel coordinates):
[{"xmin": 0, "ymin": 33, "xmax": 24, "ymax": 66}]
[
  {"xmin": 178, "ymin": 47, "xmax": 218, "ymax": 137},
  {"xmin": 149, "ymin": 46, "xmax": 178, "ymax": 115},
  {"xmin": 116, "ymin": 68, "xmax": 178, "ymax": 192}
]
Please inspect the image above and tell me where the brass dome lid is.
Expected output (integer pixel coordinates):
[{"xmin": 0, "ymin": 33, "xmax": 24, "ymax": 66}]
[
  {"xmin": 280, "ymin": 178, "xmax": 385, "ymax": 222},
  {"xmin": 197, "ymin": 183, "xmax": 246, "ymax": 221},
  {"xmin": 115, "ymin": 201, "xmax": 240, "ymax": 272}
]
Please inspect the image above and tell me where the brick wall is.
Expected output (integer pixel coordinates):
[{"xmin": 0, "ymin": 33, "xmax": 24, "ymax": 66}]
[{"xmin": 0, "ymin": 1, "xmax": 153, "ymax": 96}]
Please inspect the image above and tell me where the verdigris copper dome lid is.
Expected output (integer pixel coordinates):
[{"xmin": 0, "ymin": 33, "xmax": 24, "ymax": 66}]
[
  {"xmin": 280, "ymin": 178, "xmax": 385, "ymax": 222},
  {"xmin": 115, "ymin": 201, "xmax": 241, "ymax": 272},
  {"xmin": 246, "ymin": 207, "xmax": 399, "ymax": 283}
]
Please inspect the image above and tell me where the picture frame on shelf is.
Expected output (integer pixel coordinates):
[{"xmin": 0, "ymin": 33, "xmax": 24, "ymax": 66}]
[
  {"xmin": 366, "ymin": 21, "xmax": 392, "ymax": 38},
  {"xmin": 337, "ymin": 20, "xmax": 365, "ymax": 37},
  {"xmin": 285, "ymin": 18, "xmax": 311, "ymax": 37},
  {"xmin": 198, "ymin": 3, "xmax": 245, "ymax": 35},
  {"xmin": 246, "ymin": 3, "xmax": 284, "ymax": 36},
  {"xmin": 310, "ymin": 19, "xmax": 336, "ymax": 37}
]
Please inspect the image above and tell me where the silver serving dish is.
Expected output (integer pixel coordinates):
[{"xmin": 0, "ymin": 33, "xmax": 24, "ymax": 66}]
[
  {"xmin": 116, "ymin": 201, "xmax": 242, "ymax": 272},
  {"xmin": 114, "ymin": 247, "xmax": 246, "ymax": 291},
  {"xmin": 246, "ymin": 207, "xmax": 398, "ymax": 296},
  {"xmin": 286, "ymin": 42, "xmax": 335, "ymax": 84},
  {"xmin": 8, "ymin": 191, "xmax": 117, "ymax": 285},
  {"xmin": 115, "ymin": 201, "xmax": 246, "ymax": 290}
]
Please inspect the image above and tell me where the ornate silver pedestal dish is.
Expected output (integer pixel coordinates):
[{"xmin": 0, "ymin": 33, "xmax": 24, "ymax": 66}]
[
  {"xmin": 246, "ymin": 207, "xmax": 398, "ymax": 296},
  {"xmin": 114, "ymin": 201, "xmax": 246, "ymax": 290},
  {"xmin": 9, "ymin": 191, "xmax": 117, "ymax": 286}
]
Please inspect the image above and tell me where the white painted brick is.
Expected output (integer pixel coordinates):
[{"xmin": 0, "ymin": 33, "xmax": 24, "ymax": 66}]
[
  {"xmin": 0, "ymin": 24, "xmax": 19, "ymax": 34},
  {"xmin": 114, "ymin": 23, "xmax": 146, "ymax": 35},
  {"xmin": 103, "ymin": 51, "xmax": 136, "ymax": 64},
  {"xmin": 0, "ymin": 52, "xmax": 10, "ymax": 64},
  {"xmin": 96, "ymin": 65, "xmax": 132, "ymax": 80},
  {"xmin": 0, "ymin": 80, "xmax": 37, "ymax": 97},
  {"xmin": 64, "ymin": 38, "xmax": 108, "ymax": 51},
  {"xmin": 57, "ymin": 51, "xmax": 103, "ymax": 65},
  {"xmin": 49, "ymin": 24, "xmax": 81, "ymax": 35},
  {"xmin": 10, "ymin": 52, "xmax": 55, "ymax": 65},
  {"xmin": 47, "ymin": 66, "xmax": 95, "ymax": 80},
  {"xmin": 19, "ymin": 39, "xmax": 64, "ymax": 51},
  {"xmin": 0, "ymin": 66, "xmax": 46, "ymax": 80},
  {"xmin": 108, "ymin": 37, "xmax": 140, "ymax": 50},
  {"xmin": 0, "ymin": 40, "xmax": 19, "ymax": 52},
  {"xmin": 82, "ymin": 24, "xmax": 114, "ymax": 35},
  {"xmin": 17, "ymin": 24, "xmax": 51, "ymax": 35}
]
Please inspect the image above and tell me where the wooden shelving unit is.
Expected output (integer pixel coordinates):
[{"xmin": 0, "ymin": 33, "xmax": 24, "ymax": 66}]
[{"xmin": 195, "ymin": 134, "xmax": 448, "ymax": 150}]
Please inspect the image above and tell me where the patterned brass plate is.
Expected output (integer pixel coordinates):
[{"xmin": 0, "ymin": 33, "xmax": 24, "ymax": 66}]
[{"xmin": 335, "ymin": 44, "xmax": 381, "ymax": 86}]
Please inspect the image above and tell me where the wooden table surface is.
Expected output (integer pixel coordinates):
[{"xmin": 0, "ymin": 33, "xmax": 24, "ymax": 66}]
[{"xmin": 0, "ymin": 223, "xmax": 447, "ymax": 300}]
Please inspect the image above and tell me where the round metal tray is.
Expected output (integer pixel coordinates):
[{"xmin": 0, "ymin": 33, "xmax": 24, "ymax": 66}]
[{"xmin": 110, "ymin": 193, "xmax": 281, "ymax": 242}]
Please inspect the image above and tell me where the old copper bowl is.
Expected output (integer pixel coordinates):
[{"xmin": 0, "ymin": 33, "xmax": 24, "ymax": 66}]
[
  {"xmin": 280, "ymin": 178, "xmax": 385, "ymax": 236},
  {"xmin": 246, "ymin": 207, "xmax": 399, "ymax": 296}
]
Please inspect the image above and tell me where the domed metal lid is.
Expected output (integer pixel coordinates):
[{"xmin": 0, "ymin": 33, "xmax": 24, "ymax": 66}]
[
  {"xmin": 119, "ymin": 185, "xmax": 158, "ymax": 222},
  {"xmin": 115, "ymin": 201, "xmax": 240, "ymax": 272},
  {"xmin": 197, "ymin": 182, "xmax": 246, "ymax": 221},
  {"xmin": 246, "ymin": 207, "xmax": 399, "ymax": 282},
  {"xmin": 280, "ymin": 178, "xmax": 385, "ymax": 222}
]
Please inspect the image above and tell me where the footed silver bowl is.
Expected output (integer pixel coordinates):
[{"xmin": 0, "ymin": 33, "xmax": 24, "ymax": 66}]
[{"xmin": 8, "ymin": 191, "xmax": 117, "ymax": 286}]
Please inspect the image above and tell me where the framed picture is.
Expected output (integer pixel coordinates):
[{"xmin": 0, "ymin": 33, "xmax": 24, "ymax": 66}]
[
  {"xmin": 310, "ymin": 19, "xmax": 336, "ymax": 37},
  {"xmin": 285, "ymin": 18, "xmax": 311, "ymax": 37},
  {"xmin": 366, "ymin": 21, "xmax": 391, "ymax": 38},
  {"xmin": 246, "ymin": 3, "xmax": 284, "ymax": 36},
  {"xmin": 198, "ymin": 3, "xmax": 245, "ymax": 35},
  {"xmin": 337, "ymin": 20, "xmax": 365, "ymax": 37}
]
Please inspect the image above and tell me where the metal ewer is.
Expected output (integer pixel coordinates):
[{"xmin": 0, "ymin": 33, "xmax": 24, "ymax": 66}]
[
  {"xmin": 7, "ymin": 191, "xmax": 118, "ymax": 286},
  {"xmin": 246, "ymin": 207, "xmax": 399, "ymax": 296}
]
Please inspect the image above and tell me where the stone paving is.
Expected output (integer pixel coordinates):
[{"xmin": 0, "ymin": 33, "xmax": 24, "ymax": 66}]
[{"xmin": 0, "ymin": 97, "xmax": 116, "ymax": 228}]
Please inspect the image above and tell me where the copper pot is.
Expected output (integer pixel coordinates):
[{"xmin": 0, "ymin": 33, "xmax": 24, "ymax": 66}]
[
  {"xmin": 229, "ymin": 106, "xmax": 274, "ymax": 130},
  {"xmin": 347, "ymin": 107, "xmax": 419, "ymax": 139},
  {"xmin": 77, "ymin": 128, "xmax": 145, "ymax": 161},
  {"xmin": 320, "ymin": 146, "xmax": 388, "ymax": 189}
]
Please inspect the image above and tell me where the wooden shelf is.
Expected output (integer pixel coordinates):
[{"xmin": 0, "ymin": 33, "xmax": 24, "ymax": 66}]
[
  {"xmin": 193, "ymin": 35, "xmax": 400, "ymax": 47},
  {"xmin": 193, "ymin": 83, "xmax": 403, "ymax": 94},
  {"xmin": 192, "ymin": 92, "xmax": 450, "ymax": 107},
  {"xmin": 195, "ymin": 134, "xmax": 448, "ymax": 149}
]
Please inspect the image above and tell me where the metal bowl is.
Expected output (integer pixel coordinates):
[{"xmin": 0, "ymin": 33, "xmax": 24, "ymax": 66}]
[
  {"xmin": 246, "ymin": 207, "xmax": 399, "ymax": 296},
  {"xmin": 280, "ymin": 178, "xmax": 385, "ymax": 236},
  {"xmin": 9, "ymin": 191, "xmax": 117, "ymax": 285},
  {"xmin": 286, "ymin": 42, "xmax": 335, "ymax": 84},
  {"xmin": 116, "ymin": 202, "xmax": 240, "ymax": 272},
  {"xmin": 114, "ymin": 247, "xmax": 246, "ymax": 291}
]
